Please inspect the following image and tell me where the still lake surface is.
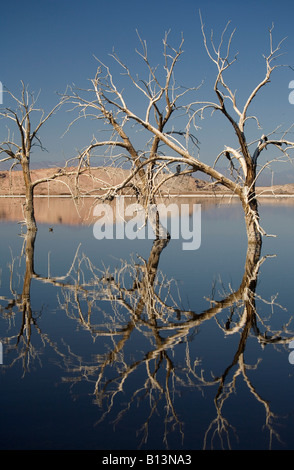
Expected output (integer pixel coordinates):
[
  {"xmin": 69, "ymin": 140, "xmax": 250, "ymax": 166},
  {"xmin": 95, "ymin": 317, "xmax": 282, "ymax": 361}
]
[{"xmin": 0, "ymin": 196, "xmax": 294, "ymax": 450}]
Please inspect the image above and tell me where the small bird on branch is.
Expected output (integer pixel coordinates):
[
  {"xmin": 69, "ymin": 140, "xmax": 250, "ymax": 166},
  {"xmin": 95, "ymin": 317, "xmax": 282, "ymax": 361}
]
[{"xmin": 261, "ymin": 134, "xmax": 268, "ymax": 150}]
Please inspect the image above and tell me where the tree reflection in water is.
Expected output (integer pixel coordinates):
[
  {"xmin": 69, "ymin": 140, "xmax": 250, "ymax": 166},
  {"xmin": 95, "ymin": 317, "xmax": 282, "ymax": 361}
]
[{"xmin": 0, "ymin": 227, "xmax": 294, "ymax": 450}]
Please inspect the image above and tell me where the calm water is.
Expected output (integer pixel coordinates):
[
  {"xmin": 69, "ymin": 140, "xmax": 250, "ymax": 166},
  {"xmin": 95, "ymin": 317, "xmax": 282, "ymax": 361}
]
[{"xmin": 1, "ymin": 197, "xmax": 294, "ymax": 450}]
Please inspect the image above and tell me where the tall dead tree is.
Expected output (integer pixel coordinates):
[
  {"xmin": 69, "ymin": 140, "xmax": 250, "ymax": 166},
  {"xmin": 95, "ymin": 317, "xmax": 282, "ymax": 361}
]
[
  {"xmin": 191, "ymin": 16, "xmax": 294, "ymax": 245},
  {"xmin": 66, "ymin": 21, "xmax": 294, "ymax": 246}
]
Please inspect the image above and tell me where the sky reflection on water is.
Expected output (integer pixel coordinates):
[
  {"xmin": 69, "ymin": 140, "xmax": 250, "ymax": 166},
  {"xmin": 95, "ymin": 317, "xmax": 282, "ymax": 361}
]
[{"xmin": 0, "ymin": 198, "xmax": 294, "ymax": 450}]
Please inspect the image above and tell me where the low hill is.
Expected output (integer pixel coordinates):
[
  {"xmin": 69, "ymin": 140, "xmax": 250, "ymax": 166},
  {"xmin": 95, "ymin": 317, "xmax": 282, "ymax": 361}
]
[{"xmin": 0, "ymin": 166, "xmax": 293, "ymax": 197}]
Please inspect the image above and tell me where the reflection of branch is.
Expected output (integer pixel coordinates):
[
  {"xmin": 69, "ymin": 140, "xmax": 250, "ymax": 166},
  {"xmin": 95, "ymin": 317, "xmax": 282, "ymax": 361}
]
[
  {"xmin": 53, "ymin": 239, "xmax": 293, "ymax": 449},
  {"xmin": 0, "ymin": 233, "xmax": 82, "ymax": 375},
  {"xmin": 198, "ymin": 248, "xmax": 291, "ymax": 449},
  {"xmin": 1, "ymin": 225, "xmax": 294, "ymax": 449}
]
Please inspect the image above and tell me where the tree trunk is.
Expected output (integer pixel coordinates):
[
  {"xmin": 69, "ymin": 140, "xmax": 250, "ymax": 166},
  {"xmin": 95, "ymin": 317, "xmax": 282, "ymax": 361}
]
[
  {"xmin": 244, "ymin": 200, "xmax": 262, "ymax": 245},
  {"xmin": 21, "ymin": 230, "xmax": 36, "ymax": 317},
  {"xmin": 24, "ymin": 184, "xmax": 37, "ymax": 232},
  {"xmin": 241, "ymin": 176, "xmax": 262, "ymax": 247},
  {"xmin": 22, "ymin": 158, "xmax": 37, "ymax": 232}
]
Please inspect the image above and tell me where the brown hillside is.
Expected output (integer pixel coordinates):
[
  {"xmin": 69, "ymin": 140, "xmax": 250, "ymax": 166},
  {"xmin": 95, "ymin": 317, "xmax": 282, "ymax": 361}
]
[
  {"xmin": 0, "ymin": 166, "xmax": 293, "ymax": 197},
  {"xmin": 0, "ymin": 166, "xmax": 220, "ymax": 196}
]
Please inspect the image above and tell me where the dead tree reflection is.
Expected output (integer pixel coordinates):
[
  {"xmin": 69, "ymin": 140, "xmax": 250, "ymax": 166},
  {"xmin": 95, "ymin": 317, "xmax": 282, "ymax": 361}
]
[
  {"xmin": 54, "ymin": 240, "xmax": 294, "ymax": 449},
  {"xmin": 0, "ymin": 231, "xmax": 81, "ymax": 374},
  {"xmin": 200, "ymin": 246, "xmax": 286, "ymax": 449},
  {"xmin": 0, "ymin": 230, "xmax": 43, "ymax": 373},
  {"xmin": 0, "ymin": 229, "xmax": 293, "ymax": 449}
]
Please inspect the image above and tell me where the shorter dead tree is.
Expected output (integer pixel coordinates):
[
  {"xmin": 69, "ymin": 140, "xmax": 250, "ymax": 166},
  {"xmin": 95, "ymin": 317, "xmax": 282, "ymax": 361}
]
[{"xmin": 0, "ymin": 82, "xmax": 77, "ymax": 232}]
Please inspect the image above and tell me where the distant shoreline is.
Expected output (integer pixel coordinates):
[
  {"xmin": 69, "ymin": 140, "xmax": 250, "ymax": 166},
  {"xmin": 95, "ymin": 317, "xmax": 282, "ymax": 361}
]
[
  {"xmin": 0, "ymin": 193, "xmax": 294, "ymax": 198},
  {"xmin": 1, "ymin": 166, "xmax": 294, "ymax": 198},
  {"xmin": 1, "ymin": 192, "xmax": 293, "ymax": 226}
]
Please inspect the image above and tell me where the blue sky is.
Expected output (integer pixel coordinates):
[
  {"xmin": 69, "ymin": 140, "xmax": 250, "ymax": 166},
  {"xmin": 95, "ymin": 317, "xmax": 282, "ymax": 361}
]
[{"xmin": 1, "ymin": 0, "xmax": 294, "ymax": 183}]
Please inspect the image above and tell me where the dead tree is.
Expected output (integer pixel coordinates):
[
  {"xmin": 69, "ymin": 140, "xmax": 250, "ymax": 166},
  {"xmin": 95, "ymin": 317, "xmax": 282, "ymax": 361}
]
[
  {"xmin": 190, "ymin": 15, "xmax": 294, "ymax": 245},
  {"xmin": 64, "ymin": 32, "xmax": 201, "ymax": 210},
  {"xmin": 66, "ymin": 22, "xmax": 294, "ymax": 246},
  {"xmin": 0, "ymin": 82, "xmax": 73, "ymax": 232}
]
